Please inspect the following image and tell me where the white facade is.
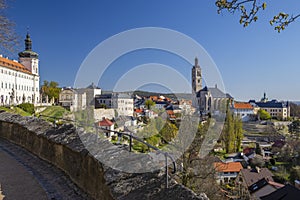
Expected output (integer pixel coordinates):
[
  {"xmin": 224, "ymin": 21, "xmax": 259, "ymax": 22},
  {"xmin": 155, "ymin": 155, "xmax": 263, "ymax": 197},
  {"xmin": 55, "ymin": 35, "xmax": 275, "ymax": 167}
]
[
  {"xmin": 95, "ymin": 93, "xmax": 134, "ymax": 117},
  {"xmin": 112, "ymin": 93, "xmax": 134, "ymax": 116},
  {"xmin": 0, "ymin": 56, "xmax": 39, "ymax": 105},
  {"xmin": 0, "ymin": 33, "xmax": 40, "ymax": 106}
]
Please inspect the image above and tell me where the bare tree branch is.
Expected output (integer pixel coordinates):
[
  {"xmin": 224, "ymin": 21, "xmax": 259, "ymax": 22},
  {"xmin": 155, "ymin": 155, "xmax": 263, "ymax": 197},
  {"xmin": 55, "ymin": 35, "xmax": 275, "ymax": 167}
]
[{"xmin": 0, "ymin": 0, "xmax": 19, "ymax": 55}]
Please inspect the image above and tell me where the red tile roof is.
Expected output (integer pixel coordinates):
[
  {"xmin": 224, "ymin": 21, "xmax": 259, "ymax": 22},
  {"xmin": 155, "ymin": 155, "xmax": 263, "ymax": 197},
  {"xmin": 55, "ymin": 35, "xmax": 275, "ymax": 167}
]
[
  {"xmin": 214, "ymin": 162, "xmax": 243, "ymax": 172},
  {"xmin": 134, "ymin": 108, "xmax": 143, "ymax": 113},
  {"xmin": 98, "ymin": 118, "xmax": 113, "ymax": 126},
  {"xmin": 0, "ymin": 56, "xmax": 32, "ymax": 74},
  {"xmin": 234, "ymin": 102, "xmax": 253, "ymax": 109}
]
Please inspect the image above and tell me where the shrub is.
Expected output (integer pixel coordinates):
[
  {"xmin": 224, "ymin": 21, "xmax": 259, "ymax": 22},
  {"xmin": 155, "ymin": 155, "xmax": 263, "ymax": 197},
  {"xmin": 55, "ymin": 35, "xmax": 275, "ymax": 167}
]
[{"xmin": 17, "ymin": 103, "xmax": 35, "ymax": 114}]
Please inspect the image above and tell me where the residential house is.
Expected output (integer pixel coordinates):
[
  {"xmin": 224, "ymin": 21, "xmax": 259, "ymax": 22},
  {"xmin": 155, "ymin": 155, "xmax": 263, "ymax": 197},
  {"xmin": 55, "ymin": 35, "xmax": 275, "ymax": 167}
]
[
  {"xmin": 98, "ymin": 117, "xmax": 114, "ymax": 137},
  {"xmin": 231, "ymin": 102, "xmax": 255, "ymax": 122},
  {"xmin": 214, "ymin": 162, "xmax": 243, "ymax": 184},
  {"xmin": 115, "ymin": 115, "xmax": 137, "ymax": 131},
  {"xmin": 235, "ymin": 167, "xmax": 282, "ymax": 199}
]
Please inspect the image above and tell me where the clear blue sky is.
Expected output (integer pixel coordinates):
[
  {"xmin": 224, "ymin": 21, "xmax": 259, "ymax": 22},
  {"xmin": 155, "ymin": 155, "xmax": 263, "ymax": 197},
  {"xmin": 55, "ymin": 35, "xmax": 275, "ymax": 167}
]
[{"xmin": 5, "ymin": 0, "xmax": 300, "ymax": 101}]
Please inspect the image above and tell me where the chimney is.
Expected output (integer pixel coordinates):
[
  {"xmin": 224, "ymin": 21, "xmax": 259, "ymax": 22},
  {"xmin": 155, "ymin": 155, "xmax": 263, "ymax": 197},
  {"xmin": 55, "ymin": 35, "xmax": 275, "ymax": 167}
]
[{"xmin": 255, "ymin": 166, "xmax": 260, "ymax": 173}]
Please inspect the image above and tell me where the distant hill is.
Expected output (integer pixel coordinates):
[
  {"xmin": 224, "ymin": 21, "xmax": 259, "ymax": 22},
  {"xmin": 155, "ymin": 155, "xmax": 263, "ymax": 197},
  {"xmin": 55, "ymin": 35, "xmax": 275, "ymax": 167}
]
[
  {"xmin": 292, "ymin": 101, "xmax": 300, "ymax": 105},
  {"xmin": 133, "ymin": 90, "xmax": 192, "ymax": 100},
  {"xmin": 101, "ymin": 90, "xmax": 193, "ymax": 100}
]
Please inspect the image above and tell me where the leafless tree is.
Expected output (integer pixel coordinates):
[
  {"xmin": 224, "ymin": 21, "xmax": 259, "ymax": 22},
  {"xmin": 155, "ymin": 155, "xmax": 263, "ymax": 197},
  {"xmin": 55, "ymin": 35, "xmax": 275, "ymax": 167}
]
[{"xmin": 0, "ymin": 0, "xmax": 18, "ymax": 55}]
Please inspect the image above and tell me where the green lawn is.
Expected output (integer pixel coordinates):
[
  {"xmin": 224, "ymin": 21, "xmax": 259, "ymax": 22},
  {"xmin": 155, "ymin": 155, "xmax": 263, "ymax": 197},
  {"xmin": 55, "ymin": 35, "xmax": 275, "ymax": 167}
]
[
  {"xmin": 0, "ymin": 106, "xmax": 31, "ymax": 116},
  {"xmin": 38, "ymin": 106, "xmax": 70, "ymax": 122}
]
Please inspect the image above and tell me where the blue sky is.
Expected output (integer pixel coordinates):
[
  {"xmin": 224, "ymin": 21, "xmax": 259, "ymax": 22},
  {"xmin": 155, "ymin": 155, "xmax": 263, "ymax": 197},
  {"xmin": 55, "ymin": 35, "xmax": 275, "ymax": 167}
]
[{"xmin": 5, "ymin": 0, "xmax": 300, "ymax": 101}]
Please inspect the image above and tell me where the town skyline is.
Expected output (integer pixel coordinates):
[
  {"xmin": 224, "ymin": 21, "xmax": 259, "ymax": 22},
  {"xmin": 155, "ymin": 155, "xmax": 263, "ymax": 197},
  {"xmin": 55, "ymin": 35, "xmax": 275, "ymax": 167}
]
[{"xmin": 5, "ymin": 0, "xmax": 300, "ymax": 101}]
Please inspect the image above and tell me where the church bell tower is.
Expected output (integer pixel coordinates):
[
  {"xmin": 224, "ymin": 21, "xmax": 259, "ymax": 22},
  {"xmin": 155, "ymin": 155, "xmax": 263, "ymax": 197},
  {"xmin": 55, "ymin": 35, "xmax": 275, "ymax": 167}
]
[{"xmin": 192, "ymin": 57, "xmax": 202, "ymax": 94}]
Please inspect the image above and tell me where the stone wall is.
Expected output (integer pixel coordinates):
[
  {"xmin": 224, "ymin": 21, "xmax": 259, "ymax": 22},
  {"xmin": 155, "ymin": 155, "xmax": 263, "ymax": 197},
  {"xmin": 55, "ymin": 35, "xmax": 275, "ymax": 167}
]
[
  {"xmin": 0, "ymin": 112, "xmax": 207, "ymax": 200},
  {"xmin": 94, "ymin": 108, "xmax": 115, "ymax": 121}
]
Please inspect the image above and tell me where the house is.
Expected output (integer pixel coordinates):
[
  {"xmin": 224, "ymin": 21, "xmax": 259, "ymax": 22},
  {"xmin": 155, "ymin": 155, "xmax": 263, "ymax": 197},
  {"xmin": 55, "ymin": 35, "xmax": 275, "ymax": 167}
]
[
  {"xmin": 155, "ymin": 101, "xmax": 169, "ymax": 110},
  {"xmin": 214, "ymin": 162, "xmax": 243, "ymax": 184},
  {"xmin": 59, "ymin": 83, "xmax": 100, "ymax": 111},
  {"xmin": 144, "ymin": 110, "xmax": 158, "ymax": 119},
  {"xmin": 98, "ymin": 117, "xmax": 114, "ymax": 137},
  {"xmin": 166, "ymin": 110, "xmax": 177, "ymax": 121},
  {"xmin": 248, "ymin": 178, "xmax": 284, "ymax": 199},
  {"xmin": 231, "ymin": 102, "xmax": 255, "ymax": 122},
  {"xmin": 115, "ymin": 115, "xmax": 137, "ymax": 131},
  {"xmin": 134, "ymin": 108, "xmax": 144, "ymax": 117},
  {"xmin": 261, "ymin": 184, "xmax": 300, "ymax": 200},
  {"xmin": 236, "ymin": 167, "xmax": 280, "ymax": 199}
]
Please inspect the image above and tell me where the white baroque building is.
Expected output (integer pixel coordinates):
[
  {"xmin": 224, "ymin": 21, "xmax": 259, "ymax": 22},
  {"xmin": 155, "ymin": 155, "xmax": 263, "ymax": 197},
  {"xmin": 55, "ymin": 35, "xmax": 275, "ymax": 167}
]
[{"xmin": 0, "ymin": 33, "xmax": 40, "ymax": 106}]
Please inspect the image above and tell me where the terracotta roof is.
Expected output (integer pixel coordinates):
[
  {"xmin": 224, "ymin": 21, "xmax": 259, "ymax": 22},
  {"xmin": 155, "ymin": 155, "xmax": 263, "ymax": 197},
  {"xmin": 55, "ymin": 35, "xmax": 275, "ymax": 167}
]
[
  {"xmin": 0, "ymin": 56, "xmax": 32, "ymax": 74},
  {"xmin": 214, "ymin": 162, "xmax": 243, "ymax": 173},
  {"xmin": 134, "ymin": 109, "xmax": 143, "ymax": 113},
  {"xmin": 234, "ymin": 102, "xmax": 253, "ymax": 109},
  {"xmin": 167, "ymin": 110, "xmax": 174, "ymax": 115},
  {"xmin": 98, "ymin": 118, "xmax": 113, "ymax": 126}
]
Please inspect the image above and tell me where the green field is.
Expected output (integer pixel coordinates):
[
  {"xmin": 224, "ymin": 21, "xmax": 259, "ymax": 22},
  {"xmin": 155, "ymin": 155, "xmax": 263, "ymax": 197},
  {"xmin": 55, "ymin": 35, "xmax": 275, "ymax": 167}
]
[{"xmin": 0, "ymin": 106, "xmax": 31, "ymax": 116}]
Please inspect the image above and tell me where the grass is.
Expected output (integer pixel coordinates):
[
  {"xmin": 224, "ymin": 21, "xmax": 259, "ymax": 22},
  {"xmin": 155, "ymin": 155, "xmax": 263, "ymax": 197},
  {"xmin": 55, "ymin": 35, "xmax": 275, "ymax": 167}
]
[
  {"xmin": 38, "ymin": 106, "xmax": 70, "ymax": 122},
  {"xmin": 0, "ymin": 106, "xmax": 31, "ymax": 116}
]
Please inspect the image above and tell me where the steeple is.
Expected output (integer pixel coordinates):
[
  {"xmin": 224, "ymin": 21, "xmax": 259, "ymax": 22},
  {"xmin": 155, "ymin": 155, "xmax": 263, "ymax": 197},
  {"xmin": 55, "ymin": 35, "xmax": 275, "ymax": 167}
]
[
  {"xmin": 18, "ymin": 32, "xmax": 39, "ymax": 76},
  {"xmin": 192, "ymin": 57, "xmax": 202, "ymax": 93},
  {"xmin": 25, "ymin": 32, "xmax": 32, "ymax": 51},
  {"xmin": 195, "ymin": 57, "xmax": 200, "ymax": 68},
  {"xmin": 18, "ymin": 32, "xmax": 38, "ymax": 59}
]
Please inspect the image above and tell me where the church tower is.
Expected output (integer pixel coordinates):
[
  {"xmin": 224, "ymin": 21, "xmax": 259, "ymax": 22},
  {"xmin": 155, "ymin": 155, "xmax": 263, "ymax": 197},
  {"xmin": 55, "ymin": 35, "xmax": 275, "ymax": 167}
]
[
  {"xmin": 18, "ymin": 32, "xmax": 40, "ymax": 104},
  {"xmin": 192, "ymin": 57, "xmax": 202, "ymax": 93},
  {"xmin": 18, "ymin": 33, "xmax": 39, "ymax": 76}
]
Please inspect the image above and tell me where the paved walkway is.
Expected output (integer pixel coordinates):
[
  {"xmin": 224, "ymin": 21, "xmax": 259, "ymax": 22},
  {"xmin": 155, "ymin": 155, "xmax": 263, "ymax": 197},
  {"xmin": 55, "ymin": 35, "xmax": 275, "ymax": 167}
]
[
  {"xmin": 0, "ymin": 150, "xmax": 48, "ymax": 200},
  {"xmin": 0, "ymin": 138, "xmax": 90, "ymax": 200}
]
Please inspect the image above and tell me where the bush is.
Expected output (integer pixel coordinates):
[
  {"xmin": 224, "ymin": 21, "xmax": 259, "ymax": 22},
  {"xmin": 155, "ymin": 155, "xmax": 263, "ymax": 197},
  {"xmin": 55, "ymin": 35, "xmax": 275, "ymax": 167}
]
[{"xmin": 17, "ymin": 103, "xmax": 35, "ymax": 114}]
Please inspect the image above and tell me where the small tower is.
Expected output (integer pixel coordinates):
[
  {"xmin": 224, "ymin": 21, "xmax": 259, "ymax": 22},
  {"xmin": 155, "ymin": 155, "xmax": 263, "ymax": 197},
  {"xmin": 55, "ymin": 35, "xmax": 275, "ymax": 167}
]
[
  {"xmin": 192, "ymin": 57, "xmax": 202, "ymax": 93},
  {"xmin": 261, "ymin": 92, "xmax": 268, "ymax": 103},
  {"xmin": 18, "ymin": 32, "xmax": 39, "ymax": 76}
]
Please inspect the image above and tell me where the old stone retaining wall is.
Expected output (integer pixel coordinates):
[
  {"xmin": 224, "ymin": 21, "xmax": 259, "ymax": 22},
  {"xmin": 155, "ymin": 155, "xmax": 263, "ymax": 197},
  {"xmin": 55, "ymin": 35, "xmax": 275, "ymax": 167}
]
[{"xmin": 0, "ymin": 112, "xmax": 206, "ymax": 200}]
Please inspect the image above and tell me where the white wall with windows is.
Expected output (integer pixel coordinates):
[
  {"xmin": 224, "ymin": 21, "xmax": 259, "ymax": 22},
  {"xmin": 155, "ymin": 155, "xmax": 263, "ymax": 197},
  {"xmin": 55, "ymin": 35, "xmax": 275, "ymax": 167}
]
[{"xmin": 0, "ymin": 59, "xmax": 39, "ymax": 106}]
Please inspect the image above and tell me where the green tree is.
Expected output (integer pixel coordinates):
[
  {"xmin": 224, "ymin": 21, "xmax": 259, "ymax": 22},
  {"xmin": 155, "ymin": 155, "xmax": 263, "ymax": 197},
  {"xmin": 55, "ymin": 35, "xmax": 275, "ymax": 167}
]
[
  {"xmin": 0, "ymin": 0, "xmax": 18, "ymax": 54},
  {"xmin": 222, "ymin": 110, "xmax": 235, "ymax": 153},
  {"xmin": 234, "ymin": 116, "xmax": 243, "ymax": 152},
  {"xmin": 145, "ymin": 99, "xmax": 155, "ymax": 109},
  {"xmin": 221, "ymin": 111, "xmax": 244, "ymax": 153},
  {"xmin": 255, "ymin": 143, "xmax": 262, "ymax": 155},
  {"xmin": 215, "ymin": 0, "xmax": 300, "ymax": 32},
  {"xmin": 41, "ymin": 80, "xmax": 61, "ymax": 103},
  {"xmin": 159, "ymin": 121, "xmax": 178, "ymax": 142},
  {"xmin": 258, "ymin": 109, "xmax": 271, "ymax": 120}
]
